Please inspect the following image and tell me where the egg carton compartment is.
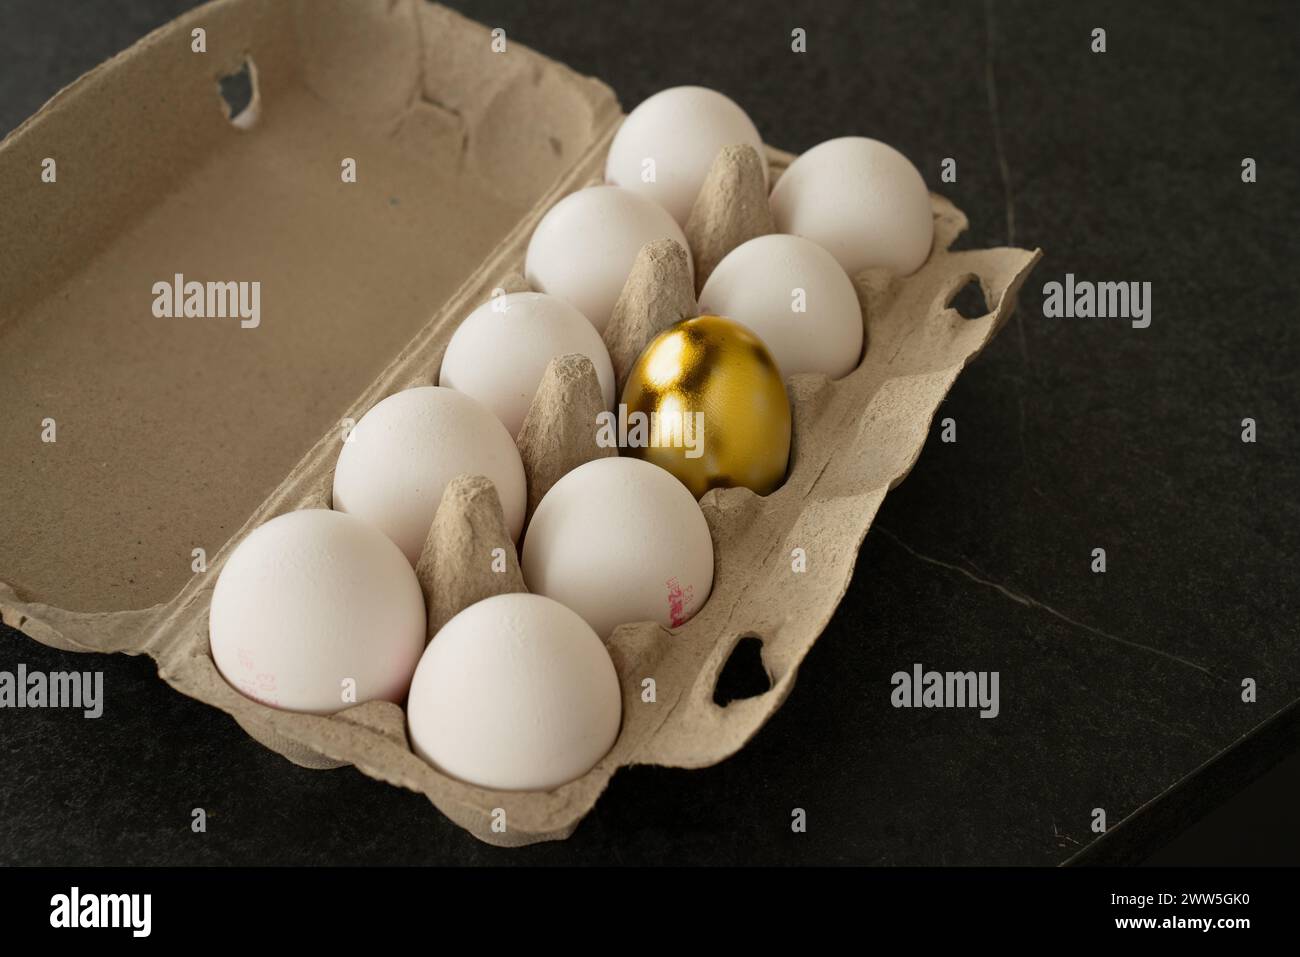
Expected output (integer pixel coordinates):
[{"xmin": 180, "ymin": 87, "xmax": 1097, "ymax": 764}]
[{"xmin": 0, "ymin": 0, "xmax": 1040, "ymax": 847}]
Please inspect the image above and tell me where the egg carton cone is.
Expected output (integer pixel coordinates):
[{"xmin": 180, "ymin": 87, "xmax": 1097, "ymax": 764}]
[
  {"xmin": 516, "ymin": 353, "xmax": 616, "ymax": 521},
  {"xmin": 415, "ymin": 474, "xmax": 526, "ymax": 635},
  {"xmin": 603, "ymin": 237, "xmax": 697, "ymax": 394},
  {"xmin": 685, "ymin": 143, "xmax": 776, "ymax": 291},
  {"xmin": 0, "ymin": 0, "xmax": 1042, "ymax": 848}
]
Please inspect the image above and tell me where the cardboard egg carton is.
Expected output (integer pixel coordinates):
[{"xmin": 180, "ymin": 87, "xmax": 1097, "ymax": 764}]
[{"xmin": 0, "ymin": 0, "xmax": 1041, "ymax": 846}]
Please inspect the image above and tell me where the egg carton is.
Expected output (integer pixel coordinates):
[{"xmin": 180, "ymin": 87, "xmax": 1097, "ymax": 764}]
[{"xmin": 0, "ymin": 0, "xmax": 1041, "ymax": 847}]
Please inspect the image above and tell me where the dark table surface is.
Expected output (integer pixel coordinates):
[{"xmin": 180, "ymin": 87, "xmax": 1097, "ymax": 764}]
[{"xmin": 1, "ymin": 0, "xmax": 1296, "ymax": 865}]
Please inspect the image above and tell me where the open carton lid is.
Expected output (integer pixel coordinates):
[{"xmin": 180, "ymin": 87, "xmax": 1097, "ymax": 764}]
[{"xmin": 0, "ymin": 0, "xmax": 619, "ymax": 616}]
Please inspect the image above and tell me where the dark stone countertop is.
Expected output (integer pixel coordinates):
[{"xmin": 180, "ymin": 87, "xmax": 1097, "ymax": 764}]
[{"xmin": 0, "ymin": 0, "xmax": 1295, "ymax": 865}]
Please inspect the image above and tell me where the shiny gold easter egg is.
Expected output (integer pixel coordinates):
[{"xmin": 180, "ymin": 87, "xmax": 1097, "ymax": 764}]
[{"xmin": 620, "ymin": 315, "xmax": 791, "ymax": 498}]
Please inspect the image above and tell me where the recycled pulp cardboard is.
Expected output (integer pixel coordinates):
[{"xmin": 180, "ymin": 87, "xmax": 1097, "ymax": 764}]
[{"xmin": 0, "ymin": 0, "xmax": 1041, "ymax": 846}]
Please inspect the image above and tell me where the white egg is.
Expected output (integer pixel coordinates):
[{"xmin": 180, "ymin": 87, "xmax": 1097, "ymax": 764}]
[
  {"xmin": 332, "ymin": 386, "xmax": 526, "ymax": 563},
  {"xmin": 522, "ymin": 457, "xmax": 713, "ymax": 639},
  {"xmin": 769, "ymin": 136, "xmax": 934, "ymax": 277},
  {"xmin": 407, "ymin": 593, "xmax": 622, "ymax": 791},
  {"xmin": 699, "ymin": 233, "xmax": 863, "ymax": 380},
  {"xmin": 439, "ymin": 291, "xmax": 616, "ymax": 438},
  {"xmin": 209, "ymin": 509, "xmax": 425, "ymax": 715},
  {"xmin": 524, "ymin": 185, "xmax": 692, "ymax": 334},
  {"xmin": 605, "ymin": 85, "xmax": 768, "ymax": 225}
]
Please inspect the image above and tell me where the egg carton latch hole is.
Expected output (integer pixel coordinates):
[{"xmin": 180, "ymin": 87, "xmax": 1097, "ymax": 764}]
[
  {"xmin": 713, "ymin": 634, "xmax": 772, "ymax": 706},
  {"xmin": 218, "ymin": 56, "xmax": 260, "ymax": 131},
  {"xmin": 945, "ymin": 275, "xmax": 991, "ymax": 321}
]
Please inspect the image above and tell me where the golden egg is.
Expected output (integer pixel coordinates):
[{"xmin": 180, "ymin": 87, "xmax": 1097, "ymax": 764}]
[{"xmin": 620, "ymin": 315, "xmax": 791, "ymax": 498}]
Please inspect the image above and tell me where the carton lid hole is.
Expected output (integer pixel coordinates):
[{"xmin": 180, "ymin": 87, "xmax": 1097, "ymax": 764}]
[
  {"xmin": 218, "ymin": 57, "xmax": 260, "ymax": 131},
  {"xmin": 946, "ymin": 276, "xmax": 990, "ymax": 320},
  {"xmin": 713, "ymin": 635, "xmax": 772, "ymax": 706}
]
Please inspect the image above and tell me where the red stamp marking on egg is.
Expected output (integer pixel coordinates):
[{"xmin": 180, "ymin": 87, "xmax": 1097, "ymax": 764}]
[{"xmin": 666, "ymin": 576, "xmax": 695, "ymax": 627}]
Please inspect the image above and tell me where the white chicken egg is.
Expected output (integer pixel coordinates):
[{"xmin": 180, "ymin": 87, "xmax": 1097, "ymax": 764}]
[
  {"xmin": 439, "ymin": 291, "xmax": 616, "ymax": 438},
  {"xmin": 521, "ymin": 456, "xmax": 714, "ymax": 639},
  {"xmin": 769, "ymin": 136, "xmax": 934, "ymax": 277},
  {"xmin": 699, "ymin": 233, "xmax": 863, "ymax": 380},
  {"xmin": 406, "ymin": 593, "xmax": 622, "ymax": 791},
  {"xmin": 209, "ymin": 508, "xmax": 426, "ymax": 715},
  {"xmin": 524, "ymin": 185, "xmax": 692, "ymax": 334},
  {"xmin": 332, "ymin": 386, "xmax": 526, "ymax": 563},
  {"xmin": 605, "ymin": 85, "xmax": 768, "ymax": 225}
]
